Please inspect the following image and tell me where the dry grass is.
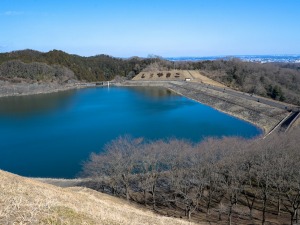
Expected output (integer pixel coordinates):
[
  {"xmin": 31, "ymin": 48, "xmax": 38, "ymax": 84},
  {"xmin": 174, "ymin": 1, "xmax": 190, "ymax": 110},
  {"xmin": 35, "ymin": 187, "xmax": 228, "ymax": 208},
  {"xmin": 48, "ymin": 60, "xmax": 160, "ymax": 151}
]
[
  {"xmin": 0, "ymin": 170, "xmax": 197, "ymax": 225},
  {"xmin": 132, "ymin": 70, "xmax": 225, "ymax": 87},
  {"xmin": 187, "ymin": 71, "xmax": 225, "ymax": 87},
  {"xmin": 290, "ymin": 115, "xmax": 300, "ymax": 130}
]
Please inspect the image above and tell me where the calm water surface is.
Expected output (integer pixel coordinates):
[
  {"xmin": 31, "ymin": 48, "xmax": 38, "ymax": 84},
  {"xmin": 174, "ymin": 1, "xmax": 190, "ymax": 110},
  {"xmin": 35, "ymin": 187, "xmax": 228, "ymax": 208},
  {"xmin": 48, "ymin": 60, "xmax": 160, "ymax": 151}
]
[{"xmin": 0, "ymin": 87, "xmax": 261, "ymax": 178}]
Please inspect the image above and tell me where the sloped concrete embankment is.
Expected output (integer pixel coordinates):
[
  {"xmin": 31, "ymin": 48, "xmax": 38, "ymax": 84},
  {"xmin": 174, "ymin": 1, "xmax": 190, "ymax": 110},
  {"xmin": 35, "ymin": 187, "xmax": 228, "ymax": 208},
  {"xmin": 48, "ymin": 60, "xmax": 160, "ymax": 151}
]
[{"xmin": 120, "ymin": 81, "xmax": 289, "ymax": 134}]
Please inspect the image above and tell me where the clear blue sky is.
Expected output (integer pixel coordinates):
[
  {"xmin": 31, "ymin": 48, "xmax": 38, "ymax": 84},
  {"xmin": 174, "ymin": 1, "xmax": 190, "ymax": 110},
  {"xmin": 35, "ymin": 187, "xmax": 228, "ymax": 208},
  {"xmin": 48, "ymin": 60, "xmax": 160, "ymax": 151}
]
[{"xmin": 1, "ymin": 0, "xmax": 299, "ymax": 57}]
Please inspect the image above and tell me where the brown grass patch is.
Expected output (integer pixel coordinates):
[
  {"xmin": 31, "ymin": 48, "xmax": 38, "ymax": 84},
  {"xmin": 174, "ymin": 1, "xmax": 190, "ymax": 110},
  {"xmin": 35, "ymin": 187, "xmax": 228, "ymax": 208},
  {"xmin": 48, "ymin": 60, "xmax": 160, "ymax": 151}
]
[{"xmin": 0, "ymin": 170, "xmax": 195, "ymax": 225}]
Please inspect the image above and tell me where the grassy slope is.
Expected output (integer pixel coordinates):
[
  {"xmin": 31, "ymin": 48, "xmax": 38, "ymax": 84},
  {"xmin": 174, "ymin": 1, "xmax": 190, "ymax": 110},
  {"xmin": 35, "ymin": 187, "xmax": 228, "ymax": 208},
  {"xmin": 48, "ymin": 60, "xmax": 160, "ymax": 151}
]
[
  {"xmin": 133, "ymin": 70, "xmax": 226, "ymax": 87},
  {"xmin": 0, "ymin": 170, "xmax": 198, "ymax": 225}
]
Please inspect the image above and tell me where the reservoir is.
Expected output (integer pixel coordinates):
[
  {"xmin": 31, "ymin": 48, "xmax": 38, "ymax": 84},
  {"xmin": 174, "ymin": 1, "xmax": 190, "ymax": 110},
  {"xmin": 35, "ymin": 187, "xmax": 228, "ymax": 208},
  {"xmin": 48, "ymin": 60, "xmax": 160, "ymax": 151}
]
[{"xmin": 0, "ymin": 87, "xmax": 261, "ymax": 178}]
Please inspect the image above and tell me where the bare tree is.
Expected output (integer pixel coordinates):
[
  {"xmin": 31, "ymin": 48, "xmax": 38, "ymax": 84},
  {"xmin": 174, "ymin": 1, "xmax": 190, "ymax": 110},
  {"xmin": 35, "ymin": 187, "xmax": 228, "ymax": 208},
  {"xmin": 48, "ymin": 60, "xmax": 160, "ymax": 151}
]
[
  {"xmin": 273, "ymin": 129, "xmax": 300, "ymax": 225},
  {"xmin": 166, "ymin": 140, "xmax": 197, "ymax": 220},
  {"xmin": 82, "ymin": 136, "xmax": 143, "ymax": 201},
  {"xmin": 196, "ymin": 138, "xmax": 225, "ymax": 215},
  {"xmin": 218, "ymin": 138, "xmax": 246, "ymax": 224},
  {"xmin": 80, "ymin": 127, "xmax": 300, "ymax": 224},
  {"xmin": 240, "ymin": 144, "xmax": 260, "ymax": 221},
  {"xmin": 136, "ymin": 140, "xmax": 167, "ymax": 209}
]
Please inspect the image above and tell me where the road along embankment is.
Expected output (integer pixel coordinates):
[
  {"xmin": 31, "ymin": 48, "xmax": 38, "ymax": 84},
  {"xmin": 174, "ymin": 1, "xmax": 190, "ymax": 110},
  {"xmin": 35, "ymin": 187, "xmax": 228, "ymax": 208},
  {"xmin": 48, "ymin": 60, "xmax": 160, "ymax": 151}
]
[{"xmin": 119, "ymin": 80, "xmax": 292, "ymax": 134}]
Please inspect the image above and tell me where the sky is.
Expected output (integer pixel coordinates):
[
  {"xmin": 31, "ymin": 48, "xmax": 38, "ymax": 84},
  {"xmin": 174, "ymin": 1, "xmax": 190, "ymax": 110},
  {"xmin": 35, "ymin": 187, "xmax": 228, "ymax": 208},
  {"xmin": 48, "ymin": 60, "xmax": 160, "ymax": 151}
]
[{"xmin": 0, "ymin": 0, "xmax": 300, "ymax": 57}]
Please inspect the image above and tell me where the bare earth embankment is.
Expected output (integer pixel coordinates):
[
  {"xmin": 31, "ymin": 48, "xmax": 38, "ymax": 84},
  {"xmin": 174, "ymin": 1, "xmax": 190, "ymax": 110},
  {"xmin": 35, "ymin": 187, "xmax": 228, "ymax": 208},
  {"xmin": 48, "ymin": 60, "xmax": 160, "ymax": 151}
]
[
  {"xmin": 1, "ymin": 70, "xmax": 299, "ymax": 224},
  {"xmin": 0, "ymin": 170, "xmax": 198, "ymax": 225},
  {"xmin": 133, "ymin": 70, "xmax": 225, "ymax": 87},
  {"xmin": 125, "ymin": 70, "xmax": 297, "ymax": 134},
  {"xmin": 1, "ymin": 69, "xmax": 295, "ymax": 133},
  {"xmin": 125, "ymin": 80, "xmax": 290, "ymax": 134},
  {"xmin": 0, "ymin": 80, "xmax": 94, "ymax": 98}
]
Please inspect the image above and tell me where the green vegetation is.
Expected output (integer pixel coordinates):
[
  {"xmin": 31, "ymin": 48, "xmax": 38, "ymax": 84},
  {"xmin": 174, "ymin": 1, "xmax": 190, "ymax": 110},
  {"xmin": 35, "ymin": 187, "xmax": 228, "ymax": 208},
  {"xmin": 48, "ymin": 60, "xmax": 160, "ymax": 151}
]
[
  {"xmin": 0, "ymin": 49, "xmax": 153, "ymax": 82},
  {"xmin": 1, "ymin": 50, "xmax": 300, "ymax": 105},
  {"xmin": 0, "ymin": 60, "xmax": 75, "ymax": 84}
]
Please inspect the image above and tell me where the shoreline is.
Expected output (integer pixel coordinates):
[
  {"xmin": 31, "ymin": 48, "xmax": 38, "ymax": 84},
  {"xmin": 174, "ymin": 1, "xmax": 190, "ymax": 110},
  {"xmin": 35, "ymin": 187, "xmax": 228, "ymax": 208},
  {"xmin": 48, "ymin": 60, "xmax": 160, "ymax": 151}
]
[
  {"xmin": 1, "ymin": 80, "xmax": 290, "ymax": 135},
  {"xmin": 118, "ymin": 80, "xmax": 292, "ymax": 135},
  {"xmin": 0, "ymin": 80, "xmax": 295, "ymax": 182},
  {"xmin": 0, "ymin": 81, "xmax": 94, "ymax": 98},
  {"xmin": 167, "ymin": 86, "xmax": 266, "ymax": 135}
]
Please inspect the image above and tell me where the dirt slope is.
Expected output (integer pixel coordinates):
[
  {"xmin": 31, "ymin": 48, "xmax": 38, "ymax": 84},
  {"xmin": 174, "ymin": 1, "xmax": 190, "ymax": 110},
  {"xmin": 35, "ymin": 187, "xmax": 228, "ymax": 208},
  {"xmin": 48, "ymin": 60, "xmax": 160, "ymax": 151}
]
[{"xmin": 133, "ymin": 70, "xmax": 225, "ymax": 87}]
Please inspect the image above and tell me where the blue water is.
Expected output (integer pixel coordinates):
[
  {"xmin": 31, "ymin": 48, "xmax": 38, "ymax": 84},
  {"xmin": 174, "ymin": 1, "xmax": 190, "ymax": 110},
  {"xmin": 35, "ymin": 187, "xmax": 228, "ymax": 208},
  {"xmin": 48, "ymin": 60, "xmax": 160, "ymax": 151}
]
[{"xmin": 0, "ymin": 87, "xmax": 261, "ymax": 178}]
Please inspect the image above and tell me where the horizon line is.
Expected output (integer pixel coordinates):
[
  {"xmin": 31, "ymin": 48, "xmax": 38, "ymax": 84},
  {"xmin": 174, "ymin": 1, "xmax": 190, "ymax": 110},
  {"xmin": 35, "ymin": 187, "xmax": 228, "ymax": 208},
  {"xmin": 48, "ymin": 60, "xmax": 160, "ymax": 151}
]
[{"xmin": 1, "ymin": 49, "xmax": 300, "ymax": 59}]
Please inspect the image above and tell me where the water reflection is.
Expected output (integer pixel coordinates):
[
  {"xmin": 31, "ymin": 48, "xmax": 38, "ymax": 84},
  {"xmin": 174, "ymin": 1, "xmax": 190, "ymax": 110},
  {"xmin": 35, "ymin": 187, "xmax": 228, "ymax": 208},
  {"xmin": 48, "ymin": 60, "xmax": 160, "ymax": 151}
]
[
  {"xmin": 129, "ymin": 86, "xmax": 176, "ymax": 99},
  {"xmin": 0, "ymin": 90, "xmax": 75, "ymax": 116},
  {"xmin": 0, "ymin": 86, "xmax": 261, "ymax": 178}
]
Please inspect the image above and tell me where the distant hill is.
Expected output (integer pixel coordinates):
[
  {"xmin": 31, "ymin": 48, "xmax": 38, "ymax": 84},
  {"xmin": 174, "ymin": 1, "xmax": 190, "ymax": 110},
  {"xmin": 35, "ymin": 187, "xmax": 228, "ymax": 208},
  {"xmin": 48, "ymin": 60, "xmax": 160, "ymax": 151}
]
[
  {"xmin": 0, "ymin": 60, "xmax": 75, "ymax": 84},
  {"xmin": 1, "ymin": 49, "xmax": 300, "ymax": 105},
  {"xmin": 0, "ymin": 50, "xmax": 153, "ymax": 82},
  {"xmin": 171, "ymin": 59, "xmax": 300, "ymax": 105}
]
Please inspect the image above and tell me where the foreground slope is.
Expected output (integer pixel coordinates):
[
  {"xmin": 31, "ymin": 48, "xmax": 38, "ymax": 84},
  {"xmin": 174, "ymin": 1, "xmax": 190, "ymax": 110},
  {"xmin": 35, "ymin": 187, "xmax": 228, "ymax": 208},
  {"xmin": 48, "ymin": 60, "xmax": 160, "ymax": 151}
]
[{"xmin": 0, "ymin": 170, "xmax": 196, "ymax": 225}]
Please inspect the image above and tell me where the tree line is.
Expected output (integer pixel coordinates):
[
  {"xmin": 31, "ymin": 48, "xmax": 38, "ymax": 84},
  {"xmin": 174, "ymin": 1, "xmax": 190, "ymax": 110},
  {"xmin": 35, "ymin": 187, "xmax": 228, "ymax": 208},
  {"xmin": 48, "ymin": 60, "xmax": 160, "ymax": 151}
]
[
  {"xmin": 176, "ymin": 59, "xmax": 300, "ymax": 105},
  {"xmin": 1, "ymin": 50, "xmax": 300, "ymax": 105},
  {"xmin": 0, "ymin": 60, "xmax": 75, "ymax": 84},
  {"xmin": 81, "ymin": 127, "xmax": 300, "ymax": 225},
  {"xmin": 0, "ymin": 49, "xmax": 153, "ymax": 82}
]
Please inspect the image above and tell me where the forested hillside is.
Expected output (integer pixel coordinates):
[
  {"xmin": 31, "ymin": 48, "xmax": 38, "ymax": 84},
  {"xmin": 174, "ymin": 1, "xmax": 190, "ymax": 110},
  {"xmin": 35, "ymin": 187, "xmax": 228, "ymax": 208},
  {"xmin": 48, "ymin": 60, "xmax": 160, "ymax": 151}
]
[
  {"xmin": 0, "ymin": 49, "xmax": 152, "ymax": 81},
  {"xmin": 180, "ymin": 59, "xmax": 300, "ymax": 105},
  {"xmin": 144, "ymin": 59, "xmax": 300, "ymax": 105},
  {"xmin": 1, "ymin": 50, "xmax": 300, "ymax": 105},
  {"xmin": 0, "ymin": 60, "xmax": 75, "ymax": 84}
]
